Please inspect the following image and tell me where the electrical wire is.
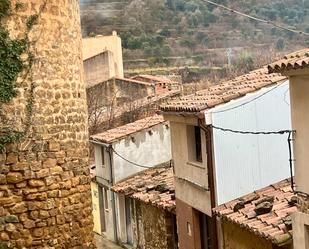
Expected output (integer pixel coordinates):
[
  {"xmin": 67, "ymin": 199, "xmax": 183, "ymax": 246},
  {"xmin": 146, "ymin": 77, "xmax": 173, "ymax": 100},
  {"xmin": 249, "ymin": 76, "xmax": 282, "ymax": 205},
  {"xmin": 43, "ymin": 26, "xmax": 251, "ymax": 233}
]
[
  {"xmin": 110, "ymin": 147, "xmax": 151, "ymax": 169},
  {"xmin": 201, "ymin": 0, "xmax": 309, "ymax": 36},
  {"xmin": 211, "ymin": 124, "xmax": 294, "ymax": 135},
  {"xmin": 209, "ymin": 83, "xmax": 285, "ymax": 114},
  {"xmin": 211, "ymin": 124, "xmax": 296, "ymax": 191}
]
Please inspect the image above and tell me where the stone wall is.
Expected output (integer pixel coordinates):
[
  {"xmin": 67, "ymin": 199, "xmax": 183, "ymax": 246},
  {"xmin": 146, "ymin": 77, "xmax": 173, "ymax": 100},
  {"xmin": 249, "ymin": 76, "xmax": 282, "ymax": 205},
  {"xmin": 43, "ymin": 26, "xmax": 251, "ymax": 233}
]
[
  {"xmin": 0, "ymin": 0, "xmax": 94, "ymax": 248},
  {"xmin": 87, "ymin": 78, "xmax": 154, "ymax": 109},
  {"xmin": 221, "ymin": 221, "xmax": 292, "ymax": 249},
  {"xmin": 131, "ymin": 201, "xmax": 177, "ymax": 249}
]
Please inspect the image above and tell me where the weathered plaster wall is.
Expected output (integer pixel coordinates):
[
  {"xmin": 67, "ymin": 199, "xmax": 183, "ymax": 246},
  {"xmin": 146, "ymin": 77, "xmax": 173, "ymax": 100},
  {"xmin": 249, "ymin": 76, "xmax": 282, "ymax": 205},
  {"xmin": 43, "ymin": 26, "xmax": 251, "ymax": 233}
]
[
  {"xmin": 289, "ymin": 74, "xmax": 309, "ymax": 196},
  {"xmin": 113, "ymin": 123, "xmax": 171, "ymax": 183},
  {"xmin": 0, "ymin": 1, "xmax": 94, "ymax": 248},
  {"xmin": 221, "ymin": 221, "xmax": 292, "ymax": 249},
  {"xmin": 91, "ymin": 181, "xmax": 101, "ymax": 234},
  {"xmin": 132, "ymin": 201, "xmax": 177, "ymax": 249},
  {"xmin": 84, "ymin": 51, "xmax": 116, "ymax": 87},
  {"xmin": 86, "ymin": 78, "xmax": 154, "ymax": 109},
  {"xmin": 83, "ymin": 33, "xmax": 124, "ymax": 77},
  {"xmin": 176, "ymin": 198, "xmax": 202, "ymax": 249},
  {"xmin": 166, "ymin": 115, "xmax": 211, "ymax": 216}
]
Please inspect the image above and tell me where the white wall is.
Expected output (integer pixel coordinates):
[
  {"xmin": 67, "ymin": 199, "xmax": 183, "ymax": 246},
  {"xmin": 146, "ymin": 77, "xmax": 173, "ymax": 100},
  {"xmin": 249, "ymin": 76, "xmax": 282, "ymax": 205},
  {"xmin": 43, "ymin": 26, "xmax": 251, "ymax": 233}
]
[
  {"xmin": 206, "ymin": 81, "xmax": 292, "ymax": 205},
  {"xmin": 112, "ymin": 123, "xmax": 172, "ymax": 183}
]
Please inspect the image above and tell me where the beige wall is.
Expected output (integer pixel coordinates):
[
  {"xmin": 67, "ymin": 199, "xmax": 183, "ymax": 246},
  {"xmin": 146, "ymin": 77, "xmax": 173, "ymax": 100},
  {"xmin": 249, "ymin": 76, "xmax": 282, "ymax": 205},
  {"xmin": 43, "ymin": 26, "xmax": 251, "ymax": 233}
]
[
  {"xmin": 221, "ymin": 221, "xmax": 276, "ymax": 249},
  {"xmin": 84, "ymin": 51, "xmax": 116, "ymax": 87},
  {"xmin": 166, "ymin": 115, "xmax": 212, "ymax": 216},
  {"xmin": 83, "ymin": 33, "xmax": 124, "ymax": 78},
  {"xmin": 289, "ymin": 73, "xmax": 309, "ymax": 194},
  {"xmin": 91, "ymin": 181, "xmax": 101, "ymax": 234}
]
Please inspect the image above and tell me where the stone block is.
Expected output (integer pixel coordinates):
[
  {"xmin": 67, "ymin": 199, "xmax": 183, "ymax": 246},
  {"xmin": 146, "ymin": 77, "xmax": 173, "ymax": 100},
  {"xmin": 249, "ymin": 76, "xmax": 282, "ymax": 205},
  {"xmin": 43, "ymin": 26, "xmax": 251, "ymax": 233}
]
[
  {"xmin": 28, "ymin": 179, "xmax": 45, "ymax": 187},
  {"xmin": 10, "ymin": 203, "xmax": 27, "ymax": 214},
  {"xmin": 0, "ymin": 175, "xmax": 6, "ymax": 185},
  {"xmin": 50, "ymin": 166, "xmax": 63, "ymax": 175},
  {"xmin": 4, "ymin": 215, "xmax": 19, "ymax": 223},
  {"xmin": 43, "ymin": 158, "xmax": 57, "ymax": 168},
  {"xmin": 36, "ymin": 169, "xmax": 50, "ymax": 178},
  {"xmin": 6, "ymin": 173, "xmax": 23, "ymax": 184},
  {"xmin": 23, "ymin": 220, "xmax": 35, "ymax": 229},
  {"xmin": 0, "ymin": 232, "xmax": 9, "ymax": 241}
]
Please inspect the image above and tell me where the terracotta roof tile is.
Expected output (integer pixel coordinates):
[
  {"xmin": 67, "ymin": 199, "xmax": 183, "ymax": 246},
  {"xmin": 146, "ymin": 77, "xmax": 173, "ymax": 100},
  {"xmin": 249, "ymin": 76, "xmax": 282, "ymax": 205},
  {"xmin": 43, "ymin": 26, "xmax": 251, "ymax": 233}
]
[
  {"xmin": 268, "ymin": 48, "xmax": 309, "ymax": 73},
  {"xmin": 160, "ymin": 67, "xmax": 286, "ymax": 113},
  {"xmin": 213, "ymin": 178, "xmax": 295, "ymax": 246},
  {"xmin": 111, "ymin": 163, "xmax": 175, "ymax": 213},
  {"xmin": 90, "ymin": 115, "xmax": 167, "ymax": 143}
]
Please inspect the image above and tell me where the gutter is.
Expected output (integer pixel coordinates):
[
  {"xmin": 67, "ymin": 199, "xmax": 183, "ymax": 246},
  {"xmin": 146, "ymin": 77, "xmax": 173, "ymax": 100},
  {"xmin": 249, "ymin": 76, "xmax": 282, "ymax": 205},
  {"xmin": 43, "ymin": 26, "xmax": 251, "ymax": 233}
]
[
  {"xmin": 90, "ymin": 138, "xmax": 119, "ymax": 243},
  {"xmin": 198, "ymin": 114, "xmax": 219, "ymax": 249}
]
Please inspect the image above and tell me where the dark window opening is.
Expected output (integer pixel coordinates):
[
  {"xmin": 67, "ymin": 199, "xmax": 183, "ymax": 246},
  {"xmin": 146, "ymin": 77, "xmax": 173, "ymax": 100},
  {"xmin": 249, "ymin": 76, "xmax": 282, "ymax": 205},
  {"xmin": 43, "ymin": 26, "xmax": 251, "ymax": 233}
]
[
  {"xmin": 101, "ymin": 147, "xmax": 105, "ymax": 167},
  {"xmin": 195, "ymin": 126, "xmax": 202, "ymax": 163}
]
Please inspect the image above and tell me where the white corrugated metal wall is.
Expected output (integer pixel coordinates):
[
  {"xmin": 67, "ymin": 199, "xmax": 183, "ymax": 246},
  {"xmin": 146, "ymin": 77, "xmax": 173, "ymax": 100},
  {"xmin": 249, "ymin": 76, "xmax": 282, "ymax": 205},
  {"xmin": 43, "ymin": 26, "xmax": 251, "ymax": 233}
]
[{"xmin": 206, "ymin": 81, "xmax": 292, "ymax": 205}]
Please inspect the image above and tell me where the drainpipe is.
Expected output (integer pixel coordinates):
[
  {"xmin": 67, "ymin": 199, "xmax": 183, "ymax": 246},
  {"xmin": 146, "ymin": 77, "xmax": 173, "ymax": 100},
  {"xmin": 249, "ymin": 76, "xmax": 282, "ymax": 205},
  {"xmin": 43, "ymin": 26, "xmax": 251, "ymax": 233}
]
[
  {"xmin": 90, "ymin": 139, "xmax": 118, "ymax": 243},
  {"xmin": 107, "ymin": 146, "xmax": 119, "ymax": 243},
  {"xmin": 197, "ymin": 114, "xmax": 219, "ymax": 249}
]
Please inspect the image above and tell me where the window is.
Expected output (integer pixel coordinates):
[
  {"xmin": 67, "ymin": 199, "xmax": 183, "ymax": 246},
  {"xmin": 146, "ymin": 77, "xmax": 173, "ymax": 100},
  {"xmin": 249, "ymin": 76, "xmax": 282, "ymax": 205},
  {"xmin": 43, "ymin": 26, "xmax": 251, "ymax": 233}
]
[
  {"xmin": 187, "ymin": 125, "xmax": 203, "ymax": 163},
  {"xmin": 187, "ymin": 222, "xmax": 192, "ymax": 236},
  {"xmin": 194, "ymin": 126, "xmax": 202, "ymax": 162},
  {"xmin": 101, "ymin": 147, "xmax": 105, "ymax": 167}
]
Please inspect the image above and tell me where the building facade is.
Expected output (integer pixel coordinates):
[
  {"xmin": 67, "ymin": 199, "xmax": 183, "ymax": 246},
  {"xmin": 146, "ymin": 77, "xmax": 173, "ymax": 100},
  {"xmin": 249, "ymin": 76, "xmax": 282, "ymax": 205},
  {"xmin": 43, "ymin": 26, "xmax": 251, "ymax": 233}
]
[
  {"xmin": 160, "ymin": 68, "xmax": 292, "ymax": 249},
  {"xmin": 90, "ymin": 115, "xmax": 172, "ymax": 243},
  {"xmin": 112, "ymin": 165, "xmax": 178, "ymax": 249},
  {"xmin": 83, "ymin": 31, "xmax": 124, "ymax": 78}
]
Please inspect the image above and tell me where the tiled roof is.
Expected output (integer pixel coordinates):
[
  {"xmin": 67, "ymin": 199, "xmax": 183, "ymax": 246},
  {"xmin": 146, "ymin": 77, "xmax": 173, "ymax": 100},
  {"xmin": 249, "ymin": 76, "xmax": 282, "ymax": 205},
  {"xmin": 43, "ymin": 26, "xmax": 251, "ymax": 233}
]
[
  {"xmin": 160, "ymin": 68, "xmax": 286, "ymax": 113},
  {"xmin": 90, "ymin": 115, "xmax": 166, "ymax": 143},
  {"xmin": 268, "ymin": 48, "xmax": 309, "ymax": 73},
  {"xmin": 213, "ymin": 179, "xmax": 296, "ymax": 246},
  {"xmin": 112, "ymin": 163, "xmax": 175, "ymax": 213}
]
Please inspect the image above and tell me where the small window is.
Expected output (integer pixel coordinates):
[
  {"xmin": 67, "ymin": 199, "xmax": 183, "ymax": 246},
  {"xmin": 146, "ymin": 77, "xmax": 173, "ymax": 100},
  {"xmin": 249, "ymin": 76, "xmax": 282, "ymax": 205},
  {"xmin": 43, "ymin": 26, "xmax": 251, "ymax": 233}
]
[
  {"xmin": 194, "ymin": 126, "xmax": 202, "ymax": 162},
  {"xmin": 187, "ymin": 125, "xmax": 203, "ymax": 163},
  {"xmin": 187, "ymin": 222, "xmax": 192, "ymax": 236},
  {"xmin": 101, "ymin": 147, "xmax": 105, "ymax": 167}
]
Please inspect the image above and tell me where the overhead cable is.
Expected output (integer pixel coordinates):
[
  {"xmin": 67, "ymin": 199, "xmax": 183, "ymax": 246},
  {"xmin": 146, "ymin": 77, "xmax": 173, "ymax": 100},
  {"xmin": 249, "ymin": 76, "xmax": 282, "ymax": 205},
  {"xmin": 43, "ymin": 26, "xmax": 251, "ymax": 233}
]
[
  {"xmin": 211, "ymin": 124, "xmax": 296, "ymax": 191},
  {"xmin": 110, "ymin": 147, "xmax": 151, "ymax": 169},
  {"xmin": 201, "ymin": 0, "xmax": 309, "ymax": 36},
  {"xmin": 211, "ymin": 124, "xmax": 294, "ymax": 135}
]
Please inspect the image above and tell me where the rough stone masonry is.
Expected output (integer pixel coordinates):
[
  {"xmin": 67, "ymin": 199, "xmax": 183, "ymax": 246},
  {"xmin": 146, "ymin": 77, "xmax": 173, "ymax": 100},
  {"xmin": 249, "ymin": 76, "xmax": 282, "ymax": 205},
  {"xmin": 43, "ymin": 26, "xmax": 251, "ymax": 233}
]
[{"xmin": 0, "ymin": 0, "xmax": 95, "ymax": 248}]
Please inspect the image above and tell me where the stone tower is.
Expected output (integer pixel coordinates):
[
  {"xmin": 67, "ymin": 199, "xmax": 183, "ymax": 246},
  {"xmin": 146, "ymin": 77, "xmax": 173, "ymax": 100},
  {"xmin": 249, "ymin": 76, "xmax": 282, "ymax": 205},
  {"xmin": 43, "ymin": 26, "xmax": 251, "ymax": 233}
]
[{"xmin": 0, "ymin": 0, "xmax": 94, "ymax": 248}]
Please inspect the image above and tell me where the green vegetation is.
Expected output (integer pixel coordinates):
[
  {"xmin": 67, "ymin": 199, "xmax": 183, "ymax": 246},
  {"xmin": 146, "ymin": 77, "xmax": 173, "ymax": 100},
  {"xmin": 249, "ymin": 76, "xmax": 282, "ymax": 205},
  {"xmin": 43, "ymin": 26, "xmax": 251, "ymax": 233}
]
[
  {"xmin": 81, "ymin": 0, "xmax": 309, "ymax": 67},
  {"xmin": 0, "ymin": 0, "xmax": 40, "ymax": 151}
]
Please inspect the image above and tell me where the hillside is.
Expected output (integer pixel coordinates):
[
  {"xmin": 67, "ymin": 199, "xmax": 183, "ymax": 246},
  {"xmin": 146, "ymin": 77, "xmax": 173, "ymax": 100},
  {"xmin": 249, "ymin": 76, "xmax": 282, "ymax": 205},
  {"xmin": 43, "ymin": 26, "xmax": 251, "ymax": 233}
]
[{"xmin": 80, "ymin": 0, "xmax": 309, "ymax": 70}]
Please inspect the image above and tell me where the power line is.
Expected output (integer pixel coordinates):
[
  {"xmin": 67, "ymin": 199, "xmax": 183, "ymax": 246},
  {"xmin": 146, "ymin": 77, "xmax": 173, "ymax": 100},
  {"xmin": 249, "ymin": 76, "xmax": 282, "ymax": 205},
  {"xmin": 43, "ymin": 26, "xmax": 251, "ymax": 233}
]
[
  {"xmin": 209, "ymin": 82, "xmax": 286, "ymax": 114},
  {"xmin": 211, "ymin": 124, "xmax": 294, "ymax": 135},
  {"xmin": 201, "ymin": 0, "xmax": 309, "ymax": 36},
  {"xmin": 110, "ymin": 147, "xmax": 151, "ymax": 169},
  {"xmin": 211, "ymin": 124, "xmax": 296, "ymax": 191}
]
